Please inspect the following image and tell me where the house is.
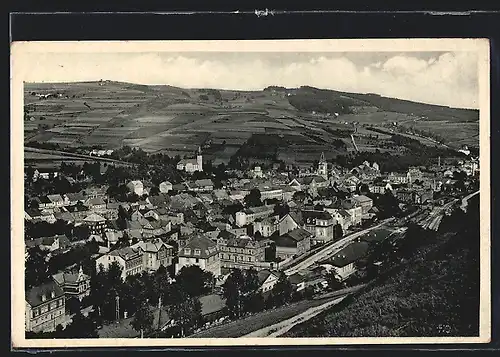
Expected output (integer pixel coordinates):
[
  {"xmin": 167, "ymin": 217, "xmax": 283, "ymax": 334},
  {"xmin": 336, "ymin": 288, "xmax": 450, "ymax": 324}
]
[
  {"xmin": 46, "ymin": 194, "xmax": 66, "ymax": 208},
  {"xmin": 251, "ymin": 166, "xmax": 264, "ymax": 179},
  {"xmin": 257, "ymin": 269, "xmax": 281, "ymax": 293},
  {"xmin": 83, "ymin": 213, "xmax": 107, "ymax": 235},
  {"xmin": 258, "ymin": 185, "xmax": 284, "ymax": 201},
  {"xmin": 33, "ymin": 168, "xmax": 59, "ymax": 181},
  {"xmin": 414, "ymin": 189, "xmax": 433, "ymax": 204},
  {"xmin": 36, "ymin": 195, "xmax": 55, "ymax": 210},
  {"xmin": 395, "ymin": 189, "xmax": 413, "ymax": 203},
  {"xmin": 126, "ymin": 180, "xmax": 144, "ymax": 196},
  {"xmin": 302, "ymin": 210, "xmax": 336, "ymax": 245},
  {"xmin": 96, "ymin": 246, "xmax": 144, "ymax": 281},
  {"xmin": 140, "ymin": 218, "xmax": 172, "ymax": 238},
  {"xmin": 63, "ymin": 192, "xmax": 86, "ymax": 206},
  {"xmin": 198, "ymin": 294, "xmax": 227, "ymax": 324},
  {"xmin": 25, "ymin": 234, "xmax": 72, "ymax": 253},
  {"xmin": 25, "ymin": 281, "xmax": 66, "ymax": 333},
  {"xmin": 53, "ymin": 211, "xmax": 76, "ymax": 224},
  {"xmin": 64, "ymin": 204, "xmax": 90, "ymax": 221},
  {"xmin": 388, "ymin": 172, "xmax": 410, "ymax": 184},
  {"xmin": 177, "ymin": 147, "xmax": 203, "ymax": 173},
  {"xmin": 52, "ymin": 266, "xmax": 90, "ymax": 302},
  {"xmin": 320, "ymin": 241, "xmax": 370, "ymax": 281},
  {"xmin": 341, "ymin": 199, "xmax": 363, "ymax": 226},
  {"xmin": 132, "ymin": 238, "xmax": 175, "ymax": 271},
  {"xmin": 177, "ymin": 235, "xmax": 221, "ymax": 277},
  {"xmin": 408, "ymin": 167, "xmax": 423, "ymax": 183},
  {"xmin": 253, "ymin": 215, "xmax": 280, "ymax": 237},
  {"xmin": 25, "ymin": 208, "xmax": 43, "ymax": 221},
  {"xmin": 369, "ymin": 182, "xmax": 393, "ymax": 195},
  {"xmin": 217, "ymin": 235, "xmax": 268, "ymax": 271},
  {"xmin": 194, "ymin": 179, "xmax": 215, "ymax": 192},
  {"xmin": 352, "ymin": 195, "xmax": 373, "ymax": 214},
  {"xmin": 159, "ymin": 181, "xmax": 173, "ymax": 193},
  {"xmin": 288, "ymin": 273, "xmax": 307, "ymax": 292},
  {"xmin": 278, "ymin": 211, "xmax": 302, "ymax": 236},
  {"xmin": 158, "ymin": 209, "xmax": 184, "ymax": 225},
  {"xmin": 85, "ymin": 197, "xmax": 107, "ymax": 212},
  {"xmin": 235, "ymin": 205, "xmax": 275, "ymax": 227},
  {"xmin": 272, "ymin": 228, "xmax": 312, "ymax": 260}
]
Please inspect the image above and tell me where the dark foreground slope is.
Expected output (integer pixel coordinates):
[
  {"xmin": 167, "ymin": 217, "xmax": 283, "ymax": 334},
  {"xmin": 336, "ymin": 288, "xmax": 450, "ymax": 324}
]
[{"xmin": 284, "ymin": 196, "xmax": 480, "ymax": 337}]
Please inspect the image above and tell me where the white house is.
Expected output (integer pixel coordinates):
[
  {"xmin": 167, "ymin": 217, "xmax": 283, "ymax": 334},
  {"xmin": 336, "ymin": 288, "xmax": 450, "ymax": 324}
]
[
  {"xmin": 159, "ymin": 181, "xmax": 173, "ymax": 193},
  {"xmin": 257, "ymin": 269, "xmax": 281, "ymax": 293},
  {"xmin": 127, "ymin": 180, "xmax": 144, "ymax": 196}
]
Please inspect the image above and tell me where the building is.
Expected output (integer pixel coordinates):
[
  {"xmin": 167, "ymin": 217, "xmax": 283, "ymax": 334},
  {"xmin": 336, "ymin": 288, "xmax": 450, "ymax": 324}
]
[
  {"xmin": 126, "ymin": 180, "xmax": 144, "ymax": 196},
  {"xmin": 176, "ymin": 147, "xmax": 203, "ymax": 173},
  {"xmin": 352, "ymin": 195, "xmax": 374, "ymax": 214},
  {"xmin": 252, "ymin": 166, "xmax": 264, "ymax": 179},
  {"xmin": 235, "ymin": 205, "xmax": 275, "ymax": 227},
  {"xmin": 52, "ymin": 266, "xmax": 90, "ymax": 302},
  {"xmin": 25, "ymin": 234, "xmax": 72, "ymax": 253},
  {"xmin": 186, "ymin": 179, "xmax": 214, "ymax": 192},
  {"xmin": 341, "ymin": 199, "xmax": 363, "ymax": 226},
  {"xmin": 25, "ymin": 281, "xmax": 66, "ymax": 333},
  {"xmin": 369, "ymin": 182, "xmax": 393, "ymax": 195},
  {"xmin": 257, "ymin": 269, "xmax": 281, "ymax": 293},
  {"xmin": 317, "ymin": 152, "xmax": 328, "ymax": 180},
  {"xmin": 85, "ymin": 197, "xmax": 107, "ymax": 212},
  {"xmin": 96, "ymin": 246, "xmax": 144, "ymax": 281},
  {"xmin": 408, "ymin": 167, "xmax": 423, "ymax": 183},
  {"xmin": 272, "ymin": 227, "xmax": 312, "ymax": 260},
  {"xmin": 46, "ymin": 194, "xmax": 66, "ymax": 208},
  {"xmin": 83, "ymin": 213, "xmax": 107, "ymax": 235},
  {"xmin": 302, "ymin": 210, "xmax": 336, "ymax": 245},
  {"xmin": 258, "ymin": 185, "xmax": 284, "ymax": 201},
  {"xmin": 321, "ymin": 241, "xmax": 369, "ymax": 281},
  {"xmin": 132, "ymin": 238, "xmax": 175, "ymax": 271},
  {"xmin": 253, "ymin": 215, "xmax": 280, "ymax": 237},
  {"xmin": 177, "ymin": 235, "xmax": 221, "ymax": 277},
  {"xmin": 217, "ymin": 235, "xmax": 267, "ymax": 270},
  {"xmin": 388, "ymin": 172, "xmax": 410, "ymax": 184},
  {"xmin": 159, "ymin": 181, "xmax": 173, "ymax": 193}
]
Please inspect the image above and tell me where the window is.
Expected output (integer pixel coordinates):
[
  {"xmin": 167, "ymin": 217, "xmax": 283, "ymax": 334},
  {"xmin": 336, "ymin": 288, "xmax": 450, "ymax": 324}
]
[
  {"xmin": 184, "ymin": 248, "xmax": 191, "ymax": 255},
  {"xmin": 195, "ymin": 258, "xmax": 199, "ymax": 263},
  {"xmin": 194, "ymin": 249, "xmax": 201, "ymax": 256}
]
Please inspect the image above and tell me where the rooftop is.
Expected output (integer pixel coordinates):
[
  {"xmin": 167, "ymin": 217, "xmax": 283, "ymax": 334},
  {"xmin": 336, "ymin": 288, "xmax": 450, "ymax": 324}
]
[{"xmin": 26, "ymin": 280, "xmax": 64, "ymax": 307}]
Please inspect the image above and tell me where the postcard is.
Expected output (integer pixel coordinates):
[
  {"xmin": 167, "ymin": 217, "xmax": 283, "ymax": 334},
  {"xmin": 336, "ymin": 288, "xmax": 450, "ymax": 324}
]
[{"xmin": 11, "ymin": 39, "xmax": 491, "ymax": 348}]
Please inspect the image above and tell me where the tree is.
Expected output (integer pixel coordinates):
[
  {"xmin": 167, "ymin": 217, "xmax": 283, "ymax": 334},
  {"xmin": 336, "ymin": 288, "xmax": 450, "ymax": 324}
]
[
  {"xmin": 272, "ymin": 274, "xmax": 293, "ymax": 306},
  {"xmin": 273, "ymin": 203, "xmax": 290, "ymax": 218},
  {"xmin": 293, "ymin": 191, "xmax": 307, "ymax": 204},
  {"xmin": 65, "ymin": 310, "xmax": 98, "ymax": 338},
  {"xmin": 168, "ymin": 291, "xmax": 202, "ymax": 337},
  {"xmin": 149, "ymin": 186, "xmax": 160, "ymax": 196},
  {"xmin": 176, "ymin": 265, "xmax": 214, "ymax": 297},
  {"xmin": 117, "ymin": 205, "xmax": 129, "ymax": 230},
  {"xmin": 326, "ymin": 271, "xmax": 343, "ymax": 291},
  {"xmin": 244, "ymin": 188, "xmax": 262, "ymax": 207},
  {"xmin": 334, "ymin": 224, "xmax": 344, "ymax": 240},
  {"xmin": 25, "ymin": 247, "xmax": 50, "ymax": 289},
  {"xmin": 130, "ymin": 301, "xmax": 154, "ymax": 338},
  {"xmin": 223, "ymin": 268, "xmax": 245, "ymax": 319}
]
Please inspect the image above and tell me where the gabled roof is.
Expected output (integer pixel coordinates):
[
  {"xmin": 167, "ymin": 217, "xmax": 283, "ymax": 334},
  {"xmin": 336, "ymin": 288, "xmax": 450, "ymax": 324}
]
[
  {"xmin": 302, "ymin": 210, "xmax": 333, "ymax": 222},
  {"xmin": 353, "ymin": 195, "xmax": 373, "ymax": 204},
  {"xmin": 257, "ymin": 269, "xmax": 281, "ymax": 285},
  {"xmin": 109, "ymin": 246, "xmax": 142, "ymax": 261},
  {"xmin": 52, "ymin": 269, "xmax": 89, "ymax": 286},
  {"xmin": 84, "ymin": 213, "xmax": 106, "ymax": 222},
  {"xmin": 194, "ymin": 178, "xmax": 214, "ymax": 187},
  {"xmin": 132, "ymin": 238, "xmax": 173, "ymax": 253},
  {"xmin": 65, "ymin": 192, "xmax": 86, "ymax": 202},
  {"xmin": 46, "ymin": 194, "xmax": 64, "ymax": 203},
  {"xmin": 322, "ymin": 241, "xmax": 370, "ymax": 268},
  {"xmin": 26, "ymin": 280, "xmax": 64, "ymax": 307},
  {"xmin": 86, "ymin": 197, "xmax": 106, "ymax": 206},
  {"xmin": 284, "ymin": 227, "xmax": 313, "ymax": 242},
  {"xmin": 198, "ymin": 294, "xmax": 226, "ymax": 316},
  {"xmin": 179, "ymin": 235, "xmax": 218, "ymax": 259}
]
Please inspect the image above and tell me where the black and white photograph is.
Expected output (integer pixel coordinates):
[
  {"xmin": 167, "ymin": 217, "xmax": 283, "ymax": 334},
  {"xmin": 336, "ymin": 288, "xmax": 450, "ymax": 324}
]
[{"xmin": 10, "ymin": 39, "xmax": 491, "ymax": 347}]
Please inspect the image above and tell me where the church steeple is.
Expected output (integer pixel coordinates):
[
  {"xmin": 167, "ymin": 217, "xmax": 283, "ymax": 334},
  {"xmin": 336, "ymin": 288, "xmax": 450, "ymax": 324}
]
[
  {"xmin": 320, "ymin": 152, "xmax": 326, "ymax": 164},
  {"xmin": 317, "ymin": 152, "xmax": 328, "ymax": 180}
]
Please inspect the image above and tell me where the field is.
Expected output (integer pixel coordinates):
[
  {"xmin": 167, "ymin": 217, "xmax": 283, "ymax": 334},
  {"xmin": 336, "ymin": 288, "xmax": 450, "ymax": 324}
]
[{"xmin": 24, "ymin": 81, "xmax": 479, "ymax": 165}]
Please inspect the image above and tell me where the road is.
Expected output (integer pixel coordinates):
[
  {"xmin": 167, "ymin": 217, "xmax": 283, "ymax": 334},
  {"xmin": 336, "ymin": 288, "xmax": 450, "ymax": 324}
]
[
  {"xmin": 284, "ymin": 218, "xmax": 395, "ymax": 276},
  {"xmin": 460, "ymin": 190, "xmax": 480, "ymax": 212},
  {"xmin": 242, "ymin": 296, "xmax": 347, "ymax": 337}
]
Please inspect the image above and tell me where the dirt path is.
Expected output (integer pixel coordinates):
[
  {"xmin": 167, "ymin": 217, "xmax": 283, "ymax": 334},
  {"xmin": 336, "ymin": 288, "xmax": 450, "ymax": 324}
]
[{"xmin": 242, "ymin": 296, "xmax": 346, "ymax": 337}]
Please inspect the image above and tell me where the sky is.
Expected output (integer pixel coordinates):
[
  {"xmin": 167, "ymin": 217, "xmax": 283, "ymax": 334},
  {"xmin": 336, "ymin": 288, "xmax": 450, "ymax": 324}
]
[{"xmin": 20, "ymin": 51, "xmax": 479, "ymax": 109}]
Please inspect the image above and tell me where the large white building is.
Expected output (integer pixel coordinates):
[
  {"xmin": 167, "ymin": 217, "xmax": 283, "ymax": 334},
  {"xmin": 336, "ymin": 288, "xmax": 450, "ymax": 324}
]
[{"xmin": 177, "ymin": 147, "xmax": 203, "ymax": 173}]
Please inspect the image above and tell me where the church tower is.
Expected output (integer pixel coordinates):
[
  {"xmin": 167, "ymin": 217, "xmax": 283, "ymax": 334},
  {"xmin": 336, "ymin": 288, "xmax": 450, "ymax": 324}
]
[
  {"xmin": 196, "ymin": 146, "xmax": 203, "ymax": 172},
  {"xmin": 317, "ymin": 152, "xmax": 328, "ymax": 179}
]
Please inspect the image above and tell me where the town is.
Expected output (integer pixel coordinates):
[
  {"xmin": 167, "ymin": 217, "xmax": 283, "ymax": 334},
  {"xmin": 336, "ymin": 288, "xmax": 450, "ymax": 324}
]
[{"xmin": 24, "ymin": 142, "xmax": 480, "ymax": 338}]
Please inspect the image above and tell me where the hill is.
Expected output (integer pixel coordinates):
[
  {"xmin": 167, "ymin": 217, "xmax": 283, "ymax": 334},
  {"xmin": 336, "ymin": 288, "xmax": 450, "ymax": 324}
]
[
  {"xmin": 283, "ymin": 196, "xmax": 480, "ymax": 337},
  {"xmin": 24, "ymin": 81, "xmax": 478, "ymax": 167}
]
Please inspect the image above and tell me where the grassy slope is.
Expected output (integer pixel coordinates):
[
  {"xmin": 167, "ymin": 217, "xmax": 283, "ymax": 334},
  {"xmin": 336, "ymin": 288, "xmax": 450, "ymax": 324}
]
[{"xmin": 283, "ymin": 198, "xmax": 480, "ymax": 337}]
